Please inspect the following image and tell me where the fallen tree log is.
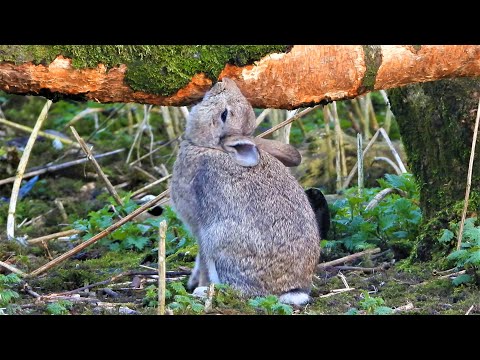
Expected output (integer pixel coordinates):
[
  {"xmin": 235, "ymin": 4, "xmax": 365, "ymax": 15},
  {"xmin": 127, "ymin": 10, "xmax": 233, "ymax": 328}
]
[{"xmin": 1, "ymin": 45, "xmax": 479, "ymax": 108}]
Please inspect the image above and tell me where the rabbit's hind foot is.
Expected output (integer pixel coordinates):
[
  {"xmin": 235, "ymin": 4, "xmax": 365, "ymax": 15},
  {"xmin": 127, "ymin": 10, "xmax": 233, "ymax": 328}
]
[{"xmin": 279, "ymin": 289, "xmax": 311, "ymax": 306}]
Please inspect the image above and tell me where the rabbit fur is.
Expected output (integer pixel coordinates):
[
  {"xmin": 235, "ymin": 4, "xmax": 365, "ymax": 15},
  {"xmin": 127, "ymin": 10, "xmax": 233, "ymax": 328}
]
[{"xmin": 170, "ymin": 78, "xmax": 320, "ymax": 305}]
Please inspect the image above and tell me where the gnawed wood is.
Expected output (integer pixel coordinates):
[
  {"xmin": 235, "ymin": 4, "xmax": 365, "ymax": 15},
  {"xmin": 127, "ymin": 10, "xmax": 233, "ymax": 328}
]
[{"xmin": 1, "ymin": 46, "xmax": 480, "ymax": 109}]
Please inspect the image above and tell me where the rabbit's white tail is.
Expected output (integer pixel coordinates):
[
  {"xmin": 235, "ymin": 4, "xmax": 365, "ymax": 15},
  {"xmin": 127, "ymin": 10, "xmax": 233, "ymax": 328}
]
[{"xmin": 279, "ymin": 290, "xmax": 310, "ymax": 306}]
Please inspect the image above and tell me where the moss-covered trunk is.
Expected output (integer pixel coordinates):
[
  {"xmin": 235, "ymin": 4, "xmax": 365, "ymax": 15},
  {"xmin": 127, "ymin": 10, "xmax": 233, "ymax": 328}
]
[{"xmin": 389, "ymin": 78, "xmax": 480, "ymax": 260}]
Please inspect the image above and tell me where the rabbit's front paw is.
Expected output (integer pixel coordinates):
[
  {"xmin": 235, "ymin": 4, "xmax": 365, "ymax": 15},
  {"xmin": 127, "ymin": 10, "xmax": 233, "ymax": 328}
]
[{"xmin": 192, "ymin": 286, "xmax": 208, "ymax": 298}]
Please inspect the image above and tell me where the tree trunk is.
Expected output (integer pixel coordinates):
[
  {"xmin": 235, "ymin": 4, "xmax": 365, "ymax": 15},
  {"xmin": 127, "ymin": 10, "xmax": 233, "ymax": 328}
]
[
  {"xmin": 1, "ymin": 45, "xmax": 480, "ymax": 108},
  {"xmin": 388, "ymin": 78, "xmax": 480, "ymax": 260}
]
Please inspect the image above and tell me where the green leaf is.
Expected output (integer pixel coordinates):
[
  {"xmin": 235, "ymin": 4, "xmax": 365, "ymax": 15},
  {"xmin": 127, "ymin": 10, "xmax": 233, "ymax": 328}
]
[
  {"xmin": 463, "ymin": 228, "xmax": 480, "ymax": 245},
  {"xmin": 0, "ymin": 289, "xmax": 20, "ymax": 306},
  {"xmin": 379, "ymin": 214, "xmax": 398, "ymax": 232},
  {"xmin": 463, "ymin": 217, "xmax": 477, "ymax": 231},
  {"xmin": 392, "ymin": 231, "xmax": 409, "ymax": 239},
  {"xmin": 374, "ymin": 306, "xmax": 394, "ymax": 315},
  {"xmin": 466, "ymin": 250, "xmax": 480, "ymax": 266},
  {"xmin": 345, "ymin": 308, "xmax": 359, "ymax": 315},
  {"xmin": 109, "ymin": 242, "xmax": 121, "ymax": 251},
  {"xmin": 97, "ymin": 215, "xmax": 114, "ymax": 228},
  {"xmin": 169, "ymin": 281, "xmax": 188, "ymax": 295},
  {"xmin": 174, "ymin": 295, "xmax": 193, "ymax": 305},
  {"xmin": 447, "ymin": 249, "xmax": 468, "ymax": 261},
  {"xmin": 272, "ymin": 303, "xmax": 293, "ymax": 315},
  {"xmin": 452, "ymin": 274, "xmax": 472, "ymax": 286},
  {"xmin": 439, "ymin": 229, "xmax": 454, "ymax": 243},
  {"xmin": 190, "ymin": 302, "xmax": 204, "ymax": 313},
  {"xmin": 125, "ymin": 236, "xmax": 150, "ymax": 251}
]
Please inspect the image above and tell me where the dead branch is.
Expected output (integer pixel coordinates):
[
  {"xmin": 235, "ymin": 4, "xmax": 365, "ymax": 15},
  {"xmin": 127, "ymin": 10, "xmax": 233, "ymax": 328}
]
[
  {"xmin": 131, "ymin": 174, "xmax": 172, "ymax": 198},
  {"xmin": 158, "ymin": 220, "xmax": 167, "ymax": 315},
  {"xmin": 457, "ymin": 98, "xmax": 480, "ymax": 250},
  {"xmin": 70, "ymin": 126, "xmax": 124, "ymax": 206},
  {"xmin": 256, "ymin": 105, "xmax": 322, "ymax": 138},
  {"xmin": 27, "ymin": 229, "xmax": 83, "ymax": 245},
  {"xmin": 0, "ymin": 117, "xmax": 79, "ymax": 147},
  {"xmin": 0, "ymin": 149, "xmax": 125, "ymax": 186},
  {"xmin": 7, "ymin": 100, "xmax": 52, "ymax": 241},
  {"xmin": 0, "ymin": 260, "xmax": 26, "ymax": 276},
  {"xmin": 317, "ymin": 248, "xmax": 381, "ymax": 270},
  {"xmin": 28, "ymin": 189, "xmax": 169, "ymax": 277}
]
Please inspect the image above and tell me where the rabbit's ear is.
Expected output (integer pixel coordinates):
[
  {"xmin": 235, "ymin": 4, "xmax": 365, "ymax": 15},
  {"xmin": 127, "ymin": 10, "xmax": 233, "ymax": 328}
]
[
  {"xmin": 253, "ymin": 138, "xmax": 302, "ymax": 167},
  {"xmin": 222, "ymin": 136, "xmax": 260, "ymax": 167}
]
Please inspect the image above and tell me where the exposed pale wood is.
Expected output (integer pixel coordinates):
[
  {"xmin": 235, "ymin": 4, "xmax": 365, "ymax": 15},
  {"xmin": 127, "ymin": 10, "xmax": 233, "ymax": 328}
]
[
  {"xmin": 466, "ymin": 305, "xmax": 475, "ymax": 315},
  {"xmin": 372, "ymin": 156, "xmax": 402, "ymax": 175},
  {"xmin": 317, "ymin": 248, "xmax": 381, "ymax": 270},
  {"xmin": 342, "ymin": 129, "xmax": 381, "ymax": 189},
  {"xmin": 357, "ymin": 133, "xmax": 364, "ymax": 194},
  {"xmin": 2, "ymin": 46, "xmax": 480, "ymax": 108},
  {"xmin": 0, "ymin": 260, "xmax": 26, "ymax": 276},
  {"xmin": 393, "ymin": 302, "xmax": 414, "ymax": 313},
  {"xmin": 0, "ymin": 149, "xmax": 125, "ymax": 186},
  {"xmin": 7, "ymin": 100, "xmax": 52, "ymax": 241},
  {"xmin": 0, "ymin": 117, "xmax": 79, "ymax": 147},
  {"xmin": 131, "ymin": 174, "xmax": 172, "ymax": 198},
  {"xmin": 378, "ymin": 128, "xmax": 407, "ymax": 173},
  {"xmin": 457, "ymin": 98, "xmax": 480, "ymax": 250},
  {"xmin": 364, "ymin": 188, "xmax": 396, "ymax": 211},
  {"xmin": 28, "ymin": 229, "xmax": 82, "ymax": 245},
  {"xmin": 319, "ymin": 288, "xmax": 356, "ymax": 298},
  {"xmin": 256, "ymin": 105, "xmax": 321, "ymax": 138},
  {"xmin": 70, "ymin": 126, "xmax": 124, "ymax": 206},
  {"xmin": 158, "ymin": 220, "xmax": 167, "ymax": 316}
]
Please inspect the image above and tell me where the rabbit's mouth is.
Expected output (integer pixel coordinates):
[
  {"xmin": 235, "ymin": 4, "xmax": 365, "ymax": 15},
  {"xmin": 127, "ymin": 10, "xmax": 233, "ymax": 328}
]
[{"xmin": 221, "ymin": 136, "xmax": 260, "ymax": 167}]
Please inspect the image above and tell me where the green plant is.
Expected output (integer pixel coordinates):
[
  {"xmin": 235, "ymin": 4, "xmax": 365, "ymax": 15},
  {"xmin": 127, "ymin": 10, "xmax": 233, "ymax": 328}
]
[
  {"xmin": 166, "ymin": 281, "xmax": 204, "ymax": 314},
  {"xmin": 143, "ymin": 281, "xmax": 204, "ymax": 314},
  {"xmin": 73, "ymin": 196, "xmax": 196, "ymax": 258},
  {"xmin": 346, "ymin": 292, "xmax": 393, "ymax": 315},
  {"xmin": 248, "ymin": 295, "xmax": 293, "ymax": 315},
  {"xmin": 0, "ymin": 273, "xmax": 21, "ymax": 309},
  {"xmin": 439, "ymin": 217, "xmax": 480, "ymax": 285},
  {"xmin": 46, "ymin": 300, "xmax": 73, "ymax": 315},
  {"xmin": 327, "ymin": 173, "xmax": 421, "ymax": 258},
  {"xmin": 143, "ymin": 284, "xmax": 159, "ymax": 308}
]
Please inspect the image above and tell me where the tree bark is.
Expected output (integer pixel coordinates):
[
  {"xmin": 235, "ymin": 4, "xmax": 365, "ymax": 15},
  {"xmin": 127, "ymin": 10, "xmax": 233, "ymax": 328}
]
[
  {"xmin": 1, "ymin": 45, "xmax": 479, "ymax": 109},
  {"xmin": 388, "ymin": 78, "xmax": 480, "ymax": 260}
]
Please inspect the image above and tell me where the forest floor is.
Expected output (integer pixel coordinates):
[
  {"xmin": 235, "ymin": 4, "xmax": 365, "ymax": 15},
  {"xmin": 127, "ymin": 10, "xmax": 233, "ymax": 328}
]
[{"xmin": 1, "ymin": 239, "xmax": 479, "ymax": 315}]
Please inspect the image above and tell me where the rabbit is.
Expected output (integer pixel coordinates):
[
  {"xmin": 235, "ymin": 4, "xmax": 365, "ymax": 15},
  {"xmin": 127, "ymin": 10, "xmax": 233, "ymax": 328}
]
[{"xmin": 170, "ymin": 77, "xmax": 321, "ymax": 305}]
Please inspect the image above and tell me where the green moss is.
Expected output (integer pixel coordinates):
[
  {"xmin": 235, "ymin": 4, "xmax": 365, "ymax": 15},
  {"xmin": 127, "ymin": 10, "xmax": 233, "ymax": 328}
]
[
  {"xmin": 389, "ymin": 78, "xmax": 480, "ymax": 259},
  {"xmin": 33, "ymin": 251, "xmax": 144, "ymax": 291},
  {"xmin": 0, "ymin": 45, "xmax": 290, "ymax": 96},
  {"xmin": 412, "ymin": 45, "xmax": 422, "ymax": 52},
  {"xmin": 361, "ymin": 45, "xmax": 382, "ymax": 92}
]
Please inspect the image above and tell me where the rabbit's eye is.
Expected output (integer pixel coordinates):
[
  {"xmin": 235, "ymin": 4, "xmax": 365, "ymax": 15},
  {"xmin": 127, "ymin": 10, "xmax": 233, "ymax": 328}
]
[{"xmin": 221, "ymin": 109, "xmax": 228, "ymax": 122}]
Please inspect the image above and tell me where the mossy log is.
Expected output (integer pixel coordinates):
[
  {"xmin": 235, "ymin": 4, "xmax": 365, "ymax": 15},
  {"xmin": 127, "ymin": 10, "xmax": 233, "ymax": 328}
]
[
  {"xmin": 389, "ymin": 78, "xmax": 480, "ymax": 260},
  {"xmin": 1, "ymin": 45, "xmax": 480, "ymax": 108}
]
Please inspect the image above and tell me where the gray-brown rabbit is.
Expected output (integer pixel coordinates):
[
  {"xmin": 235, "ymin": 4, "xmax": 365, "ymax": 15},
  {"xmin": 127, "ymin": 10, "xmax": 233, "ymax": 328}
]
[{"xmin": 170, "ymin": 78, "xmax": 320, "ymax": 305}]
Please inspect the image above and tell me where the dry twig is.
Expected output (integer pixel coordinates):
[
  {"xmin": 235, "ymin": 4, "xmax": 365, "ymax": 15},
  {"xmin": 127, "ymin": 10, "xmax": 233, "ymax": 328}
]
[
  {"xmin": 7, "ymin": 100, "xmax": 52, "ymax": 241},
  {"xmin": 158, "ymin": 220, "xmax": 167, "ymax": 315},
  {"xmin": 457, "ymin": 97, "xmax": 480, "ymax": 250},
  {"xmin": 70, "ymin": 126, "xmax": 124, "ymax": 206},
  {"xmin": 27, "ymin": 229, "xmax": 82, "ymax": 245},
  {"xmin": 28, "ymin": 190, "xmax": 169, "ymax": 277},
  {"xmin": 0, "ymin": 260, "xmax": 26, "ymax": 276},
  {"xmin": 317, "ymin": 248, "xmax": 381, "ymax": 270},
  {"xmin": 0, "ymin": 149, "xmax": 125, "ymax": 186},
  {"xmin": 0, "ymin": 117, "xmax": 78, "ymax": 147}
]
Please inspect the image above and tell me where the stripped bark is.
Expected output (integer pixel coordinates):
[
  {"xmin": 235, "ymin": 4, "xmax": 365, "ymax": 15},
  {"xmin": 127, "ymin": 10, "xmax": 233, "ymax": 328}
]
[{"xmin": 1, "ymin": 46, "xmax": 480, "ymax": 108}]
